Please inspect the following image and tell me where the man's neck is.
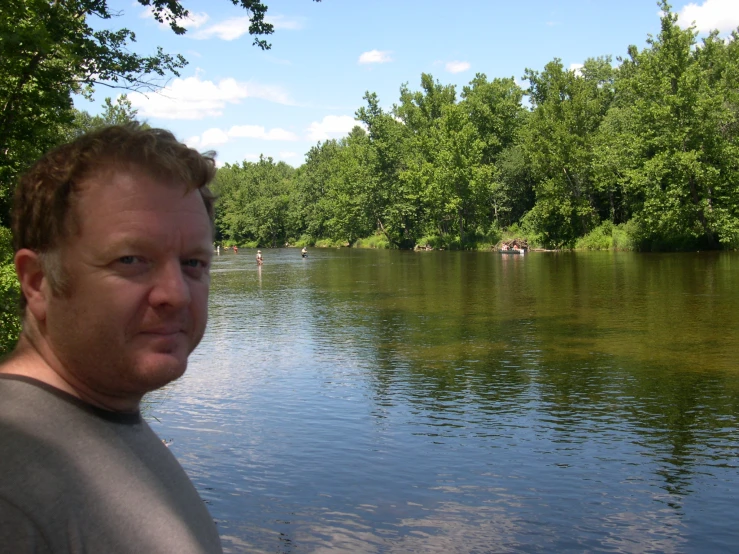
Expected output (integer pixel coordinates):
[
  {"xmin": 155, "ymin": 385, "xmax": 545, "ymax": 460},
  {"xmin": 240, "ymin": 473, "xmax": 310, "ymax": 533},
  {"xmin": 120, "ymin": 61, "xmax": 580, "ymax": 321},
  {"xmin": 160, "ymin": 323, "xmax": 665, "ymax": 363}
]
[{"xmin": 0, "ymin": 334, "xmax": 141, "ymax": 413}]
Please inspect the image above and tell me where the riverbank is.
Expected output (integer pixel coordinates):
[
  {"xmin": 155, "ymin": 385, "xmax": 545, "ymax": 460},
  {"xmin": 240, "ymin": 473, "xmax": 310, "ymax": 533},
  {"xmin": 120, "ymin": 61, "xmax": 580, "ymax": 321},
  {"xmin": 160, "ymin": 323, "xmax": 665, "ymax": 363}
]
[{"xmin": 221, "ymin": 220, "xmax": 738, "ymax": 253}]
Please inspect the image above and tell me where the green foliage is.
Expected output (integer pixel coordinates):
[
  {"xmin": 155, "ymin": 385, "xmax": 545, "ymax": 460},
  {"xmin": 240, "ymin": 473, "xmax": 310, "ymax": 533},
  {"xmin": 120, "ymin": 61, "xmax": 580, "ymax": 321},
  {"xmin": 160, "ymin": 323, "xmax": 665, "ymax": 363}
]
[
  {"xmin": 62, "ymin": 96, "xmax": 145, "ymax": 141},
  {"xmin": 314, "ymin": 238, "xmax": 347, "ymax": 248},
  {"xmin": 501, "ymin": 221, "xmax": 543, "ymax": 250},
  {"xmin": 0, "ymin": 227, "xmax": 20, "ymax": 357},
  {"xmin": 212, "ymin": 156, "xmax": 296, "ymax": 247},
  {"xmin": 521, "ymin": 56, "xmax": 615, "ymax": 246},
  {"xmin": 575, "ymin": 222, "xmax": 616, "ymax": 250},
  {"xmin": 574, "ymin": 221, "xmax": 637, "ymax": 251},
  {"xmin": 611, "ymin": 221, "xmax": 637, "ymax": 251},
  {"xmin": 0, "ymin": 0, "xmax": 314, "ymax": 226},
  {"xmin": 293, "ymin": 235, "xmax": 315, "ymax": 248},
  {"xmin": 353, "ymin": 234, "xmax": 390, "ymax": 249},
  {"xmin": 204, "ymin": 2, "xmax": 738, "ymax": 253},
  {"xmin": 357, "ymin": 91, "xmax": 418, "ymax": 248},
  {"xmin": 594, "ymin": 2, "xmax": 739, "ymax": 249}
]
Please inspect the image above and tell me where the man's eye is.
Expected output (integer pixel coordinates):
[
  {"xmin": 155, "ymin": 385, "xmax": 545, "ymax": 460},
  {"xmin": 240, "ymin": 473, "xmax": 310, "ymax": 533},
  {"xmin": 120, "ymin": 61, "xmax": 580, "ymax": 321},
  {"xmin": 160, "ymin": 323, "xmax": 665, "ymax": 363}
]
[
  {"xmin": 183, "ymin": 259, "xmax": 208, "ymax": 269},
  {"xmin": 119, "ymin": 256, "xmax": 138, "ymax": 264}
]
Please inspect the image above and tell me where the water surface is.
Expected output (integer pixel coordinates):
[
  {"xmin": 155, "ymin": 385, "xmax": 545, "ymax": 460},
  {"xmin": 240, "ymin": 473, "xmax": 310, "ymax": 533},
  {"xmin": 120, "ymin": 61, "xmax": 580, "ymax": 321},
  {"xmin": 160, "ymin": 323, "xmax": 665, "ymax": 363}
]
[{"xmin": 148, "ymin": 249, "xmax": 739, "ymax": 553}]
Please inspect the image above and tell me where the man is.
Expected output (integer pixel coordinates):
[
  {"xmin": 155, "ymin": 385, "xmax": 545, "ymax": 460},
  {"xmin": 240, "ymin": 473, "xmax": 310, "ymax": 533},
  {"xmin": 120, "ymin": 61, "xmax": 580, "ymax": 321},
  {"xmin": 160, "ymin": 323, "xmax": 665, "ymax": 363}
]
[{"xmin": 0, "ymin": 125, "xmax": 223, "ymax": 553}]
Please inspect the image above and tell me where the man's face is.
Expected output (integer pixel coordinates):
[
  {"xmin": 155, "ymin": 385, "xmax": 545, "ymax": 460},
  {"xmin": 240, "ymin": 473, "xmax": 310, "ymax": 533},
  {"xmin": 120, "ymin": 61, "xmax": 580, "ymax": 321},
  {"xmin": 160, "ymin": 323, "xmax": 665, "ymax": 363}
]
[{"xmin": 43, "ymin": 170, "xmax": 212, "ymax": 405}]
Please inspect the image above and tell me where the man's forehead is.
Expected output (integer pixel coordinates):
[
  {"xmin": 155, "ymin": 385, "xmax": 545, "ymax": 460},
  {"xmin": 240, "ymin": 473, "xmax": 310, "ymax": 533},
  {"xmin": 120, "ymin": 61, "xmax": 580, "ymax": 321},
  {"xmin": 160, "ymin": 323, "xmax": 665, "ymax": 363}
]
[
  {"xmin": 67, "ymin": 170, "xmax": 209, "ymax": 236},
  {"xmin": 77, "ymin": 165, "xmax": 190, "ymax": 195}
]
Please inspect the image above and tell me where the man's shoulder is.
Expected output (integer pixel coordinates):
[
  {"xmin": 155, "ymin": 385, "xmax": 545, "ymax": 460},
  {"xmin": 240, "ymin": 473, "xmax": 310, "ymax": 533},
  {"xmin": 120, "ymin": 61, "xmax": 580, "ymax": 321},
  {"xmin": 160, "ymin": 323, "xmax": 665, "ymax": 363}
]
[
  {"xmin": 0, "ymin": 375, "xmax": 223, "ymax": 553},
  {"xmin": 0, "ymin": 374, "xmax": 129, "ymax": 421},
  {"xmin": 0, "ymin": 374, "xmax": 149, "ymax": 481},
  {"xmin": 0, "ymin": 374, "xmax": 146, "ymax": 490},
  {"xmin": 0, "ymin": 374, "xmax": 65, "ymax": 418}
]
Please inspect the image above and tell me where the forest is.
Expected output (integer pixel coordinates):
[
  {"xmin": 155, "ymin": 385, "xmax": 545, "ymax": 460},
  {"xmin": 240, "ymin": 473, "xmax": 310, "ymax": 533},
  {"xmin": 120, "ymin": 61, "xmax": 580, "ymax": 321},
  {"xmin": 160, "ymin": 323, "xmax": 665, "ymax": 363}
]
[
  {"xmin": 213, "ymin": 7, "xmax": 739, "ymax": 253},
  {"xmin": 1, "ymin": 1, "xmax": 739, "ymax": 354}
]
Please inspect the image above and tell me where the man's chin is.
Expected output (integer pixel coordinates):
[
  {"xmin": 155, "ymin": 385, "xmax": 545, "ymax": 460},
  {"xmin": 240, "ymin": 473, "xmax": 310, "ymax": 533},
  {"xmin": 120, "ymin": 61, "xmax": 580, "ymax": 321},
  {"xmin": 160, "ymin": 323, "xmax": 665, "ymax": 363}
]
[{"xmin": 135, "ymin": 354, "xmax": 188, "ymax": 390}]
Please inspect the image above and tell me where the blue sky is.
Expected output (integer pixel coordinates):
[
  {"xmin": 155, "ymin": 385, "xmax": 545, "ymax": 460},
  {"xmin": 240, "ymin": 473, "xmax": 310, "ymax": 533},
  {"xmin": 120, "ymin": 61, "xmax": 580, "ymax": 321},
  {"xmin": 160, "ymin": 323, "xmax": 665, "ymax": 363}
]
[{"xmin": 78, "ymin": 0, "xmax": 739, "ymax": 167}]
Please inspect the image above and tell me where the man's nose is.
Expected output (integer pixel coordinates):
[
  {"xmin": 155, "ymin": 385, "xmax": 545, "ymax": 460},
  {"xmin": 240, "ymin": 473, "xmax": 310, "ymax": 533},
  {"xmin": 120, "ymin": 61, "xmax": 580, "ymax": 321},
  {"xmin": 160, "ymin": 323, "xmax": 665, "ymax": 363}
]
[{"xmin": 149, "ymin": 260, "xmax": 191, "ymax": 308}]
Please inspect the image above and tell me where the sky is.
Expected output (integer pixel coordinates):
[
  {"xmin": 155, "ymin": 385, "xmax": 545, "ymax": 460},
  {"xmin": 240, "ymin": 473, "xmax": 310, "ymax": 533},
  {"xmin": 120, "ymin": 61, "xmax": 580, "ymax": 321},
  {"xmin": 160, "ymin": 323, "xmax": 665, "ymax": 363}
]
[{"xmin": 78, "ymin": 0, "xmax": 739, "ymax": 168}]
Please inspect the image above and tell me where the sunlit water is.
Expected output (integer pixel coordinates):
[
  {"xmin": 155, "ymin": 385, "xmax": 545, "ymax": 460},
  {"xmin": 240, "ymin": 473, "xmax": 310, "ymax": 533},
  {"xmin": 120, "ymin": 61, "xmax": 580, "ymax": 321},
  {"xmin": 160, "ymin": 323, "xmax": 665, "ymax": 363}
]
[{"xmin": 146, "ymin": 249, "xmax": 739, "ymax": 553}]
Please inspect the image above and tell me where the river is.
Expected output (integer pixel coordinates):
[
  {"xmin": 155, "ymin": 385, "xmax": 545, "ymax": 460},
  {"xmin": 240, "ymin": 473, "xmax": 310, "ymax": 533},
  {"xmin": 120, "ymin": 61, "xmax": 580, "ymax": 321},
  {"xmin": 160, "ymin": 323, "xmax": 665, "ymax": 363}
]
[{"xmin": 147, "ymin": 248, "xmax": 739, "ymax": 553}]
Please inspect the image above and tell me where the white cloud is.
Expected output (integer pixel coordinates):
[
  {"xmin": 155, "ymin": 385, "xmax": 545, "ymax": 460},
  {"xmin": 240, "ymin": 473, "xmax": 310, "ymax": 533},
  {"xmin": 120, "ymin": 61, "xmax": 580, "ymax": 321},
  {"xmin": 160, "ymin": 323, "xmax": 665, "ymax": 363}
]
[
  {"xmin": 677, "ymin": 0, "xmax": 739, "ymax": 33},
  {"xmin": 194, "ymin": 16, "xmax": 251, "ymax": 40},
  {"xmin": 445, "ymin": 61, "xmax": 471, "ymax": 74},
  {"xmin": 266, "ymin": 128, "xmax": 300, "ymax": 141},
  {"xmin": 358, "ymin": 50, "xmax": 393, "ymax": 64},
  {"xmin": 184, "ymin": 12, "xmax": 210, "ymax": 29},
  {"xmin": 139, "ymin": 6, "xmax": 209, "ymax": 30},
  {"xmin": 306, "ymin": 115, "xmax": 360, "ymax": 142},
  {"xmin": 265, "ymin": 15, "xmax": 305, "ymax": 30},
  {"xmin": 185, "ymin": 135, "xmax": 202, "ymax": 149},
  {"xmin": 227, "ymin": 125, "xmax": 271, "ymax": 139},
  {"xmin": 228, "ymin": 125, "xmax": 298, "ymax": 141},
  {"xmin": 200, "ymin": 128, "xmax": 230, "ymax": 147},
  {"xmin": 187, "ymin": 125, "xmax": 298, "ymax": 149},
  {"xmin": 194, "ymin": 14, "xmax": 303, "ymax": 40},
  {"xmin": 569, "ymin": 63, "xmax": 584, "ymax": 76},
  {"xmin": 127, "ymin": 76, "xmax": 293, "ymax": 120}
]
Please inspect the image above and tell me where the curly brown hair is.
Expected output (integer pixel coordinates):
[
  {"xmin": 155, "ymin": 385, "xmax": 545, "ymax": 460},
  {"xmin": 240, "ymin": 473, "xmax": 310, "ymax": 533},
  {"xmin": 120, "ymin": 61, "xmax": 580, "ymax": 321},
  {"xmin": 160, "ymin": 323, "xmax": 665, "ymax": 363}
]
[{"xmin": 12, "ymin": 123, "xmax": 217, "ymax": 307}]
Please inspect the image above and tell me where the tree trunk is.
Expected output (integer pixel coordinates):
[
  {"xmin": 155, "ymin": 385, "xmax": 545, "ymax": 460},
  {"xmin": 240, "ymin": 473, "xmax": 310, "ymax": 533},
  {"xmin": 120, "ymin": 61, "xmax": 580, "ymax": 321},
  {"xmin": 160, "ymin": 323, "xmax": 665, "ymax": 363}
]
[{"xmin": 458, "ymin": 206, "xmax": 464, "ymax": 246}]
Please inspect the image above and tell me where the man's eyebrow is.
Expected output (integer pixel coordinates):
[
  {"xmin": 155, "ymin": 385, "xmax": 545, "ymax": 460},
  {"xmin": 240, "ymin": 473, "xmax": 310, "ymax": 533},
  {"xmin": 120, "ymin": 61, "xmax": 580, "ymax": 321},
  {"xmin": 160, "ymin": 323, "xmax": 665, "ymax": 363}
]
[
  {"xmin": 183, "ymin": 246, "xmax": 214, "ymax": 260},
  {"xmin": 99, "ymin": 236, "xmax": 153, "ymax": 257},
  {"xmin": 99, "ymin": 237, "xmax": 213, "ymax": 258}
]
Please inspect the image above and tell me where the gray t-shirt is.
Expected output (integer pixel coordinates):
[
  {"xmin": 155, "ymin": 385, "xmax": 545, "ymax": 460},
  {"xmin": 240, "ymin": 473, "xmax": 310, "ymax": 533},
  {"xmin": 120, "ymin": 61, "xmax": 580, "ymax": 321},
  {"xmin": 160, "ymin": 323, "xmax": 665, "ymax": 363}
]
[{"xmin": 0, "ymin": 375, "xmax": 223, "ymax": 553}]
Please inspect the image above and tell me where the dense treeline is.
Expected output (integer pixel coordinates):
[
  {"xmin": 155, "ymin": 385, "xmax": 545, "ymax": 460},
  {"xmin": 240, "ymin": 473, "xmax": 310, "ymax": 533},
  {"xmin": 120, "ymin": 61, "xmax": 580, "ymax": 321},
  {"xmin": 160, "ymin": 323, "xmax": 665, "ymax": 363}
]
[{"xmin": 214, "ymin": 4, "xmax": 739, "ymax": 251}]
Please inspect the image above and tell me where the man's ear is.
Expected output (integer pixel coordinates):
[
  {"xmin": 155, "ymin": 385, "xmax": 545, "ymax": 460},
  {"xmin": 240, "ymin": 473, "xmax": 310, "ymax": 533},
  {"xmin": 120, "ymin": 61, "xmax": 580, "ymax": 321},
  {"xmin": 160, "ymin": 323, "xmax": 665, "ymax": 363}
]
[{"xmin": 15, "ymin": 249, "xmax": 49, "ymax": 323}]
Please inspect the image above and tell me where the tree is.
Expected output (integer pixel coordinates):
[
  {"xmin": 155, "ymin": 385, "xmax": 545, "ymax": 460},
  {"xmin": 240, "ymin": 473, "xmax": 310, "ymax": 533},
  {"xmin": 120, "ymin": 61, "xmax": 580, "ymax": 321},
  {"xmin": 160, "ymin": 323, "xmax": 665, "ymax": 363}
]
[
  {"xmin": 0, "ymin": 0, "xmax": 320, "ymax": 224},
  {"xmin": 393, "ymin": 75, "xmax": 457, "ymax": 244},
  {"xmin": 431, "ymin": 101, "xmax": 492, "ymax": 245},
  {"xmin": 521, "ymin": 57, "xmax": 615, "ymax": 247},
  {"xmin": 62, "ymin": 95, "xmax": 144, "ymax": 142},
  {"xmin": 461, "ymin": 74, "xmax": 525, "ymax": 166},
  {"xmin": 0, "ymin": 226, "xmax": 20, "ymax": 355},
  {"xmin": 292, "ymin": 139, "xmax": 344, "ymax": 242},
  {"xmin": 595, "ymin": 1, "xmax": 739, "ymax": 249},
  {"xmin": 292, "ymin": 127, "xmax": 375, "ymax": 245},
  {"xmin": 460, "ymin": 74, "xmax": 529, "ymax": 228},
  {"xmin": 213, "ymin": 157, "xmax": 295, "ymax": 247},
  {"xmin": 357, "ymin": 91, "xmax": 417, "ymax": 248}
]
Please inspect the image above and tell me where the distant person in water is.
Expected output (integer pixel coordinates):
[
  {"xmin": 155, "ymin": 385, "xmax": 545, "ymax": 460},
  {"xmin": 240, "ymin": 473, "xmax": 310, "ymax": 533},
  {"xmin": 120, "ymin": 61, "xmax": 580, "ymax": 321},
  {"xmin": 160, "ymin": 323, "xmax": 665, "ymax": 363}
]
[
  {"xmin": 301, "ymin": 247, "xmax": 307, "ymax": 258},
  {"xmin": 233, "ymin": 245, "xmax": 238, "ymax": 253},
  {"xmin": 256, "ymin": 250, "xmax": 263, "ymax": 265}
]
